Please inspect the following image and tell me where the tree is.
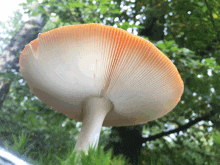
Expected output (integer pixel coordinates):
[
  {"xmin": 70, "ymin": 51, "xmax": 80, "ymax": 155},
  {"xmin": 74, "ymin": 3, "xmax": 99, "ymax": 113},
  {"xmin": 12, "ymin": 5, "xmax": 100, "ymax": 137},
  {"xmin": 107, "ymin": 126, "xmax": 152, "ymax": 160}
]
[{"xmin": 0, "ymin": 13, "xmax": 48, "ymax": 108}]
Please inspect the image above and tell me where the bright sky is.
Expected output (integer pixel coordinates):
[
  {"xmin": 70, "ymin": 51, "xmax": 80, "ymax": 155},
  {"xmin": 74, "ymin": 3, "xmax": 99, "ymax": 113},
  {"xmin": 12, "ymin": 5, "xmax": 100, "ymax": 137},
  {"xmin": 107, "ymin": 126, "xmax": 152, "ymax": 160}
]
[
  {"xmin": 0, "ymin": 0, "xmax": 28, "ymax": 22},
  {"xmin": 0, "ymin": 0, "xmax": 30, "ymax": 49}
]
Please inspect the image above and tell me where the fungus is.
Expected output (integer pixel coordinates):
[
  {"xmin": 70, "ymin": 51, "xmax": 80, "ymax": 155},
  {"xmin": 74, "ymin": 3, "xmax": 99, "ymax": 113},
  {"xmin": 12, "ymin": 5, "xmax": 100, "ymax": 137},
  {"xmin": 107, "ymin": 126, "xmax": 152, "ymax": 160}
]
[{"xmin": 19, "ymin": 23, "xmax": 184, "ymax": 153}]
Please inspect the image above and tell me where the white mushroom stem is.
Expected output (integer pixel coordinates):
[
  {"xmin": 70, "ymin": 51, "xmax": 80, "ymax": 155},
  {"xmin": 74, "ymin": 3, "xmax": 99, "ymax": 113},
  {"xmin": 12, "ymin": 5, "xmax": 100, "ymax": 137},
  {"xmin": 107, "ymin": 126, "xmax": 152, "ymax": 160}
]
[{"xmin": 74, "ymin": 97, "xmax": 112, "ymax": 153}]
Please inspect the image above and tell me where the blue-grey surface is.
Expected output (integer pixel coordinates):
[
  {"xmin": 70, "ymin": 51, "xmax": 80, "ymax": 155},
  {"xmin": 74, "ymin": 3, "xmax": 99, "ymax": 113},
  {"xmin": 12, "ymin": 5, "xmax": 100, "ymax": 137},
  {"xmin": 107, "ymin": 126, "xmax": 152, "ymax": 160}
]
[{"xmin": 0, "ymin": 144, "xmax": 32, "ymax": 165}]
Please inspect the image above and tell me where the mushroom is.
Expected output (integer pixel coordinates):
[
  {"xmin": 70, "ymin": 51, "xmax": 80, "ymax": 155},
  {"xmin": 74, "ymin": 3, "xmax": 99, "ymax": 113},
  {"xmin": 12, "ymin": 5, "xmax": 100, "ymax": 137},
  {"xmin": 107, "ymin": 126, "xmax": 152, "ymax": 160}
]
[{"xmin": 19, "ymin": 23, "xmax": 184, "ymax": 153}]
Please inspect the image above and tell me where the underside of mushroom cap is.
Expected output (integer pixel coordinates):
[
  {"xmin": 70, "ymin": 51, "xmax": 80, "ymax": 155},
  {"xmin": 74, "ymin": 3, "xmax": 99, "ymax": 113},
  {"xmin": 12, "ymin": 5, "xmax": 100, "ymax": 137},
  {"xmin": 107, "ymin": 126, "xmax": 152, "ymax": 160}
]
[{"xmin": 19, "ymin": 23, "xmax": 184, "ymax": 127}]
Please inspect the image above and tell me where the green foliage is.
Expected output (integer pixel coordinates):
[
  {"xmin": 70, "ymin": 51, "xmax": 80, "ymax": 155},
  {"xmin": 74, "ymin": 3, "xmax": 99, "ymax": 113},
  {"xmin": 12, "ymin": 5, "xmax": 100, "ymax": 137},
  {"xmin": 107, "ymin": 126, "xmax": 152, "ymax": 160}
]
[
  {"xmin": 164, "ymin": 0, "xmax": 220, "ymax": 60},
  {"xmin": 58, "ymin": 146, "xmax": 128, "ymax": 165},
  {"xmin": 4, "ymin": 131, "xmax": 32, "ymax": 155}
]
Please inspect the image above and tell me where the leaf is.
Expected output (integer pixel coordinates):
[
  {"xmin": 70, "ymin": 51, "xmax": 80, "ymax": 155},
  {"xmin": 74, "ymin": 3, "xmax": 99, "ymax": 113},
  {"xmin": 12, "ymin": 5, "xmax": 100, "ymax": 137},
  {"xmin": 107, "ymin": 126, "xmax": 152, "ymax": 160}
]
[
  {"xmin": 205, "ymin": 58, "xmax": 215, "ymax": 63},
  {"xmin": 117, "ymin": 22, "xmax": 131, "ymax": 30},
  {"xmin": 157, "ymin": 42, "xmax": 166, "ymax": 50},
  {"xmin": 100, "ymin": 0, "xmax": 109, "ymax": 4},
  {"xmin": 88, "ymin": 4, "xmax": 96, "ymax": 10},
  {"xmin": 213, "ymin": 65, "xmax": 220, "ymax": 69},
  {"xmin": 213, "ymin": 14, "xmax": 218, "ymax": 18},
  {"xmin": 165, "ymin": 40, "xmax": 175, "ymax": 48},
  {"xmin": 100, "ymin": 5, "xmax": 108, "ymax": 14},
  {"xmin": 170, "ymin": 46, "xmax": 179, "ymax": 51},
  {"xmin": 71, "ymin": 2, "xmax": 84, "ymax": 8},
  {"xmin": 27, "ymin": 0, "xmax": 34, "ymax": 3},
  {"xmin": 111, "ymin": 9, "xmax": 121, "ymax": 14}
]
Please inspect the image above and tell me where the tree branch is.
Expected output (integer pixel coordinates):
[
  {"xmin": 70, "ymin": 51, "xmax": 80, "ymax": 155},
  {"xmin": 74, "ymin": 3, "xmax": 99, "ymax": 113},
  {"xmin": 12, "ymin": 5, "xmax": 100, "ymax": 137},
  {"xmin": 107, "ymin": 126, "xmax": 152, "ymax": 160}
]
[
  {"xmin": 141, "ymin": 110, "xmax": 216, "ymax": 143},
  {"xmin": 0, "ymin": 15, "xmax": 48, "ymax": 109},
  {"xmin": 204, "ymin": 0, "xmax": 220, "ymax": 41}
]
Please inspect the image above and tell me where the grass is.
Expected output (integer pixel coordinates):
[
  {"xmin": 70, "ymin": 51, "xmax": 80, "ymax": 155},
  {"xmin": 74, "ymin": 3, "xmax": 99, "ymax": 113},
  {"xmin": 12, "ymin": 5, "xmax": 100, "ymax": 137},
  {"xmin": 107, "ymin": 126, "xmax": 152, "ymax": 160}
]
[{"xmin": 2, "ymin": 131, "xmax": 129, "ymax": 165}]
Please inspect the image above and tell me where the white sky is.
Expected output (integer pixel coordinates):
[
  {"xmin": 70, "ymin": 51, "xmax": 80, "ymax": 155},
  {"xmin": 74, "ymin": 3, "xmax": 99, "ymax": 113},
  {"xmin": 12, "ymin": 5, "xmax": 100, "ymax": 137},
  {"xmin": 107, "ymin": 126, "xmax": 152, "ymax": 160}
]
[
  {"xmin": 0, "ymin": 0, "xmax": 29, "ymax": 49},
  {"xmin": 0, "ymin": 0, "xmax": 28, "ymax": 22}
]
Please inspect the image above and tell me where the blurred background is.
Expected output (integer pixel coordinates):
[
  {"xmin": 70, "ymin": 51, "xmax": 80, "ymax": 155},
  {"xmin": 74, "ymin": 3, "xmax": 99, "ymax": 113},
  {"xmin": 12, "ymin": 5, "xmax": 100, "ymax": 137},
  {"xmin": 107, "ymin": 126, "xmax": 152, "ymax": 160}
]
[{"xmin": 0, "ymin": 0, "xmax": 220, "ymax": 164}]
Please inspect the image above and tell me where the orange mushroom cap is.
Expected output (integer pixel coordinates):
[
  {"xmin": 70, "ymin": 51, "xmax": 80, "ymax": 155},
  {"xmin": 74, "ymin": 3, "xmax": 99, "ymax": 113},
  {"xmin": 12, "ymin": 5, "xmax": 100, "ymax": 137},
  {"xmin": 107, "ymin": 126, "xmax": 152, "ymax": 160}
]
[{"xmin": 19, "ymin": 23, "xmax": 184, "ymax": 127}]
